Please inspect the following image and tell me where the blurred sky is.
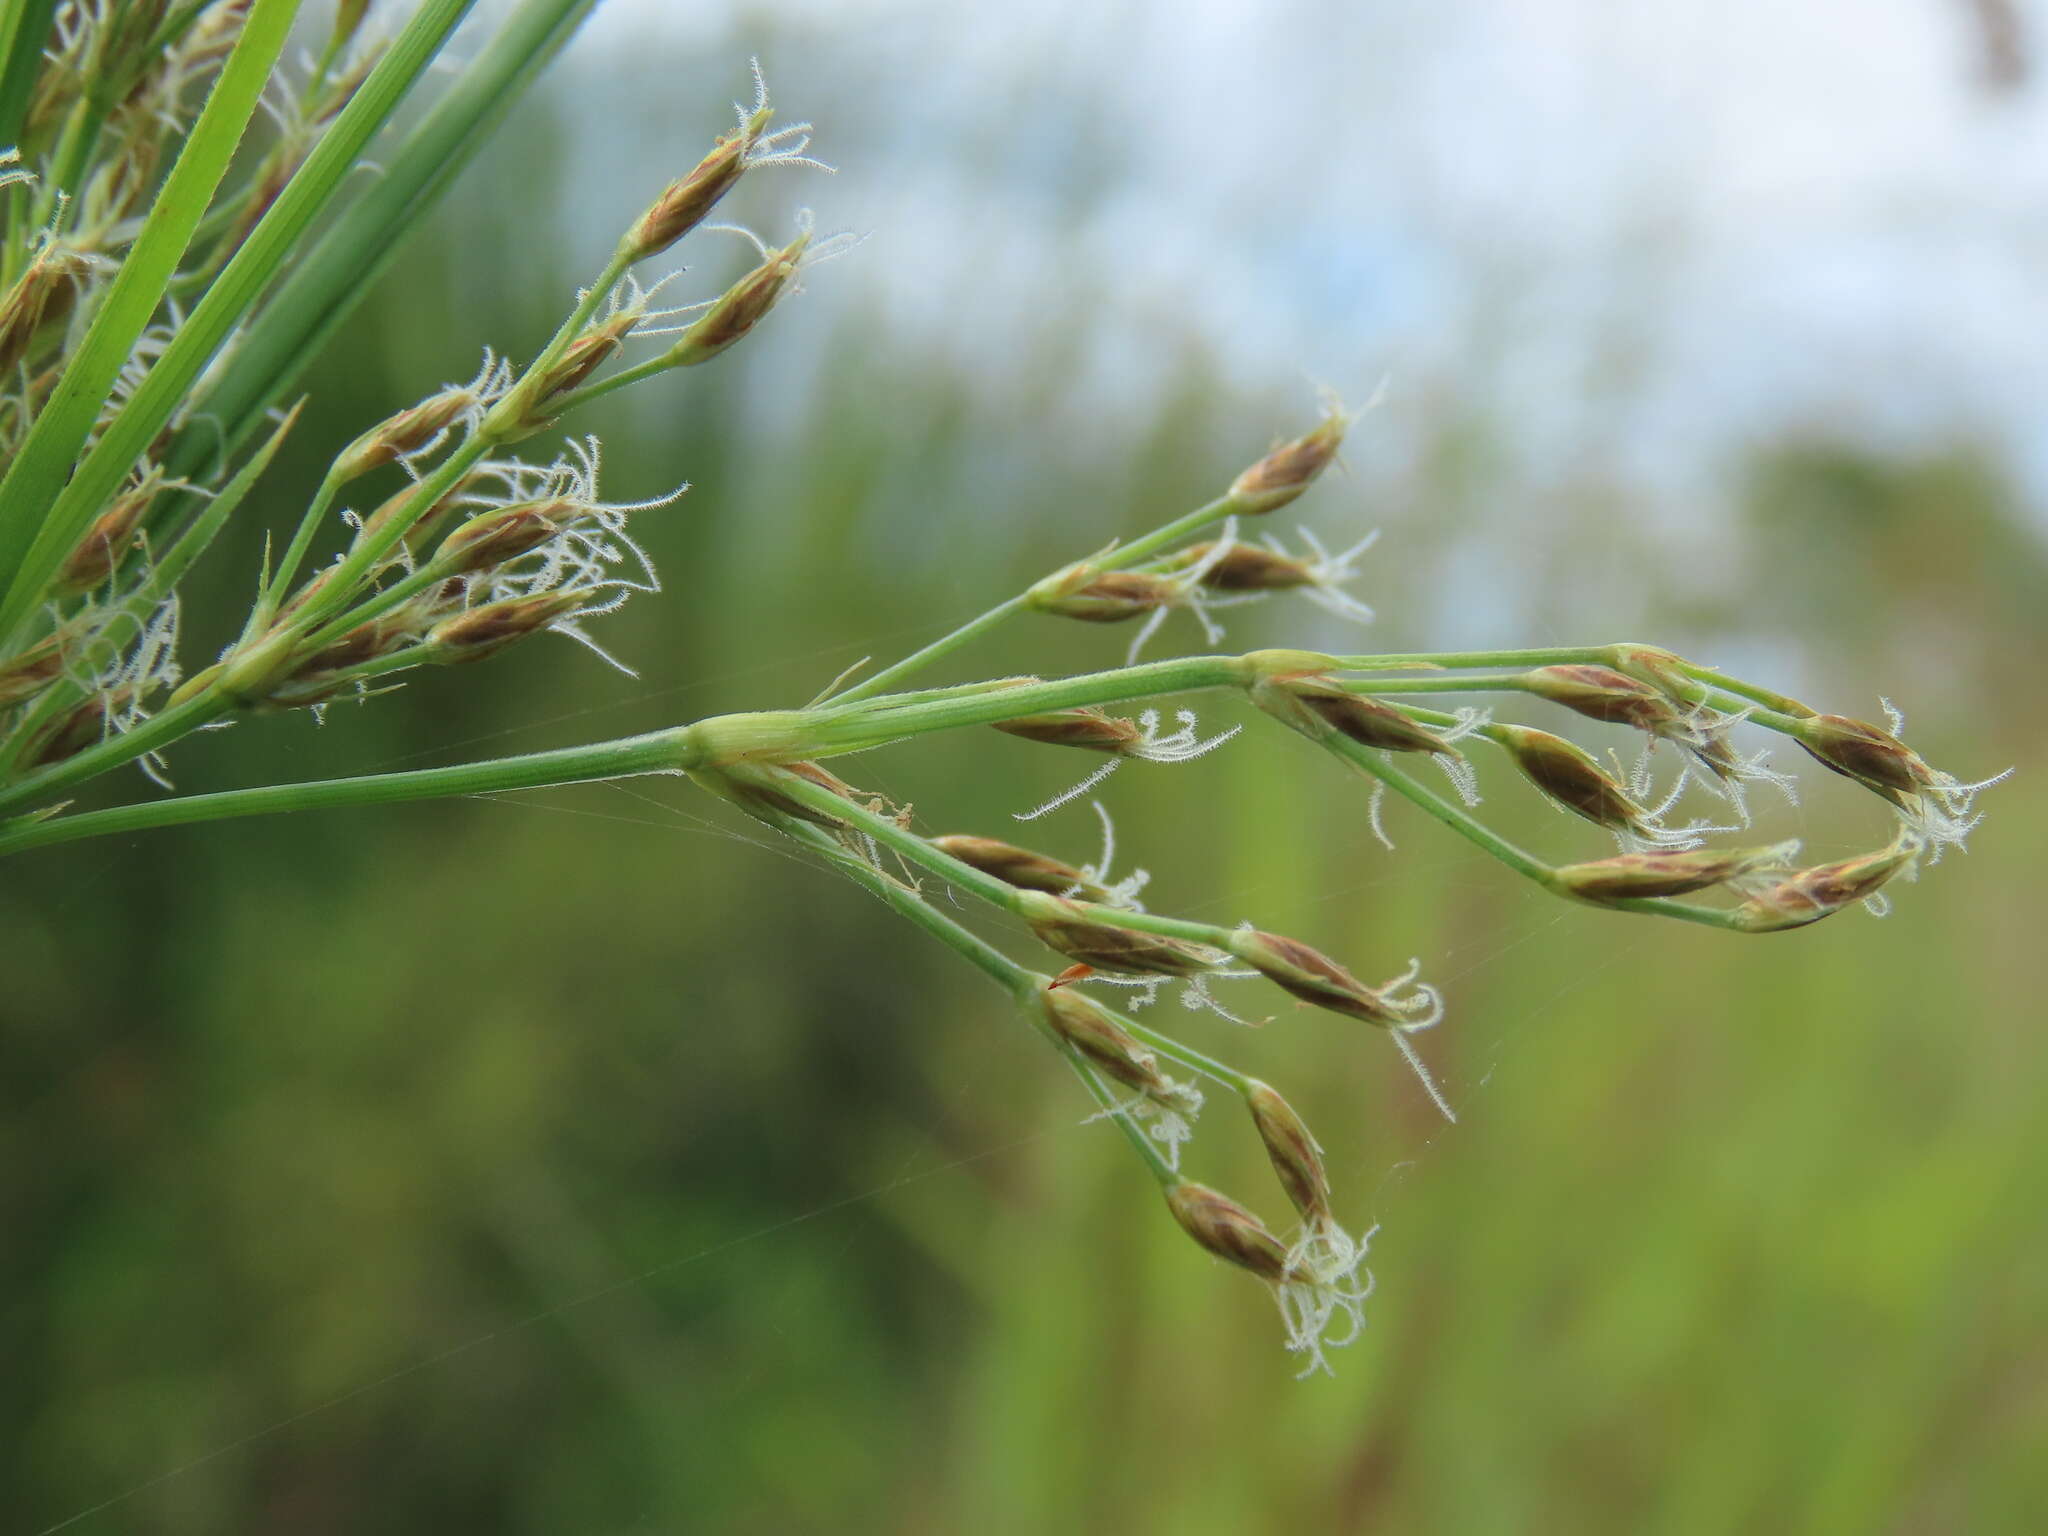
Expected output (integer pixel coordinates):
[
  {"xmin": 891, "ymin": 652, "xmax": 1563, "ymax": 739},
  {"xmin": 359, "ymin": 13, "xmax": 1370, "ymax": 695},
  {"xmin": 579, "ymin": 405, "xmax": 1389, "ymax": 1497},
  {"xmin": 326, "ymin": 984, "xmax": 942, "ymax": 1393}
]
[{"xmin": 534, "ymin": 0, "xmax": 2048, "ymax": 518}]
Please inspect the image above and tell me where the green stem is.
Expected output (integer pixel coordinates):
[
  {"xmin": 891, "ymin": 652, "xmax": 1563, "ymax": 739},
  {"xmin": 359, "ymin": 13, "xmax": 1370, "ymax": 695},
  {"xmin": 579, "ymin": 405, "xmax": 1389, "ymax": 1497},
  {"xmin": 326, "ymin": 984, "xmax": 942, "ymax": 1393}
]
[
  {"xmin": 0, "ymin": 724, "xmax": 697, "ymax": 857},
  {"xmin": 815, "ymin": 654, "xmax": 1247, "ymax": 750},
  {"xmin": 776, "ymin": 817, "xmax": 1039, "ymax": 998},
  {"xmin": 1328, "ymin": 646, "xmax": 1617, "ymax": 671},
  {"xmin": 1673, "ymin": 660, "xmax": 1815, "ymax": 720},
  {"xmin": 777, "ymin": 777, "xmax": 1028, "ymax": 913},
  {"xmin": 1658, "ymin": 670, "xmax": 1810, "ymax": 734},
  {"xmin": 1111, "ymin": 1013, "xmax": 1256, "ymax": 1096},
  {"xmin": 761, "ymin": 764, "xmax": 1261, "ymax": 957},
  {"xmin": 827, "ymin": 595, "xmax": 1032, "ymax": 705},
  {"xmin": 1308, "ymin": 732, "xmax": 1746, "ymax": 932},
  {"xmin": 294, "ymin": 558, "xmax": 445, "ymax": 653},
  {"xmin": 286, "ymin": 245, "xmax": 634, "ymax": 627},
  {"xmin": 263, "ymin": 467, "xmax": 348, "ymax": 616},
  {"xmin": 1340, "ymin": 674, "xmax": 1527, "ymax": 696},
  {"xmin": 0, "ymin": 652, "xmax": 1239, "ymax": 844},
  {"xmin": 825, "ymin": 673, "xmax": 1048, "ymax": 710},
  {"xmin": 1318, "ymin": 735, "xmax": 1559, "ymax": 887},
  {"xmin": 1068, "ymin": 1054, "xmax": 1180, "ymax": 1185},
  {"xmin": 832, "ymin": 494, "xmax": 1242, "ymax": 706},
  {"xmin": 774, "ymin": 814, "xmax": 1178, "ymax": 1184},
  {"xmin": 1100, "ymin": 494, "xmax": 1240, "ymax": 570},
  {"xmin": 0, "ymin": 641, "xmax": 1822, "ymax": 931},
  {"xmin": 1335, "ymin": 668, "xmax": 1812, "ymax": 739},
  {"xmin": 288, "ymin": 637, "xmax": 445, "ymax": 693},
  {"xmin": 0, "ymin": 692, "xmax": 233, "ymax": 814},
  {"xmin": 534, "ymin": 350, "xmax": 677, "ymax": 418}
]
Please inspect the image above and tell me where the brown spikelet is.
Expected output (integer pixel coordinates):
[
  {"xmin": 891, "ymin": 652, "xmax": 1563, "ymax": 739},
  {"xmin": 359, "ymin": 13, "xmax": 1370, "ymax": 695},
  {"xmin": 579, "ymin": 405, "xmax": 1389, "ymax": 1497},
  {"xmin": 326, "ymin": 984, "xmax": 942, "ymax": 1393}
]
[
  {"xmin": 1492, "ymin": 725, "xmax": 1641, "ymax": 829},
  {"xmin": 624, "ymin": 127, "xmax": 754, "ymax": 261},
  {"xmin": 1033, "ymin": 570, "xmax": 1177, "ymax": 623},
  {"xmin": 55, "ymin": 477, "xmax": 159, "ymax": 595},
  {"xmin": 669, "ymin": 232, "xmax": 808, "ymax": 365},
  {"xmin": 0, "ymin": 634, "xmax": 70, "ymax": 708},
  {"xmin": 428, "ymin": 592, "xmax": 587, "ymax": 664},
  {"xmin": 1731, "ymin": 841, "xmax": 1918, "ymax": 932},
  {"xmin": 1794, "ymin": 714, "xmax": 1935, "ymax": 797},
  {"xmin": 1164, "ymin": 1181, "xmax": 1289, "ymax": 1282},
  {"xmin": 1250, "ymin": 673, "xmax": 1451, "ymax": 755},
  {"xmin": 1226, "ymin": 410, "xmax": 1347, "ymax": 515},
  {"xmin": 1244, "ymin": 1080, "xmax": 1330, "ymax": 1220},
  {"xmin": 0, "ymin": 249, "xmax": 97, "ymax": 375},
  {"xmin": 24, "ymin": 689, "xmax": 127, "ymax": 770},
  {"xmin": 1169, "ymin": 542, "xmax": 1315, "ymax": 591},
  {"xmin": 538, "ymin": 313, "xmax": 637, "ymax": 403},
  {"xmin": 993, "ymin": 708, "xmax": 1144, "ymax": 754},
  {"xmin": 719, "ymin": 762, "xmax": 873, "ymax": 830},
  {"xmin": 1554, "ymin": 846, "xmax": 1775, "ymax": 902},
  {"xmin": 432, "ymin": 501, "xmax": 575, "ymax": 574},
  {"xmin": 291, "ymin": 615, "xmax": 418, "ymax": 677},
  {"xmin": 358, "ymin": 472, "xmax": 488, "ymax": 556},
  {"xmin": 1039, "ymin": 988, "xmax": 1172, "ymax": 1098},
  {"xmin": 1520, "ymin": 665, "xmax": 1683, "ymax": 733},
  {"xmin": 332, "ymin": 389, "xmax": 478, "ymax": 483},
  {"xmin": 929, "ymin": 834, "xmax": 1105, "ymax": 899},
  {"xmin": 1024, "ymin": 896, "xmax": 1223, "ymax": 977},
  {"xmin": 1230, "ymin": 928, "xmax": 1408, "ymax": 1026}
]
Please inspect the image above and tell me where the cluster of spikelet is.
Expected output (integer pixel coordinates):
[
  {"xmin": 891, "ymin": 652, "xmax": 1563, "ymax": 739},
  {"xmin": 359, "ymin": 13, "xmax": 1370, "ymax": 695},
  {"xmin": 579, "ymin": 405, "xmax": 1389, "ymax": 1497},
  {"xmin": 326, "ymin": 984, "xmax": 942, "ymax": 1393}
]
[
  {"xmin": 678, "ymin": 403, "xmax": 2004, "ymax": 1373},
  {"xmin": 0, "ymin": 6, "xmax": 840, "ymax": 798},
  {"xmin": 0, "ymin": 6, "xmax": 2005, "ymax": 1375}
]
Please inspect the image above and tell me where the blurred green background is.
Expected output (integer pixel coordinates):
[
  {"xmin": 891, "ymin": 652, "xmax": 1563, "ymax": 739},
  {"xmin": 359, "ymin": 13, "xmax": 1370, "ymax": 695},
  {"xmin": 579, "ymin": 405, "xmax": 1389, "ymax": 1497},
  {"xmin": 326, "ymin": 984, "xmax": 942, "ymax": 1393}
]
[{"xmin": 6, "ymin": 2, "xmax": 2047, "ymax": 1531}]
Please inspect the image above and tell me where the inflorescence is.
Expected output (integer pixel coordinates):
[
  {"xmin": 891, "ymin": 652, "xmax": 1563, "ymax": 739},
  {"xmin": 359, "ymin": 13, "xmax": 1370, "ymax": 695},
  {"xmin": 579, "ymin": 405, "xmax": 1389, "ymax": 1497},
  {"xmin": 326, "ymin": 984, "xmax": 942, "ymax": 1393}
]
[
  {"xmin": 681, "ymin": 395, "xmax": 2006, "ymax": 1372},
  {"xmin": 0, "ymin": 23, "xmax": 2008, "ymax": 1375}
]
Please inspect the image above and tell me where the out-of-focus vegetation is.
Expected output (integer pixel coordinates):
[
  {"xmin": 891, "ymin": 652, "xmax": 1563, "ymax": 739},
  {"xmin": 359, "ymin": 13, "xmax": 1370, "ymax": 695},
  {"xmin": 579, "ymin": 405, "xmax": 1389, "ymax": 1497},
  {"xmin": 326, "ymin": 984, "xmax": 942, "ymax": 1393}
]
[{"xmin": 6, "ymin": 8, "xmax": 2046, "ymax": 1533}]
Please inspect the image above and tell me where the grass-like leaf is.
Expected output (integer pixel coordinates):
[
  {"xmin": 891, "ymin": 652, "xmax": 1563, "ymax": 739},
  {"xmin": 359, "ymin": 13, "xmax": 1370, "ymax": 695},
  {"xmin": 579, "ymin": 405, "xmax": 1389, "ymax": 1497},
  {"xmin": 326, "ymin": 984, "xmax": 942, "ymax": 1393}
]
[
  {"xmin": 0, "ymin": 0, "xmax": 478, "ymax": 639},
  {"xmin": 0, "ymin": 0, "xmax": 297, "ymax": 626},
  {"xmin": 146, "ymin": 399, "xmax": 304, "ymax": 602},
  {"xmin": 0, "ymin": 0, "xmax": 60, "ymax": 148},
  {"xmin": 170, "ymin": 0, "xmax": 604, "ymax": 480}
]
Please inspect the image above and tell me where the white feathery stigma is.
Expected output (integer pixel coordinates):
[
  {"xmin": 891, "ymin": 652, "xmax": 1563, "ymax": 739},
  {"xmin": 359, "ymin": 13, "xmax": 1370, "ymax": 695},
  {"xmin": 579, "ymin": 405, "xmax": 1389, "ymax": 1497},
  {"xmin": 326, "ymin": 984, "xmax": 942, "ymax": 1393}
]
[
  {"xmin": 1276, "ymin": 1218, "xmax": 1378, "ymax": 1378},
  {"xmin": 1014, "ymin": 709, "xmax": 1240, "ymax": 822},
  {"xmin": 1867, "ymin": 700, "xmax": 2013, "ymax": 864},
  {"xmin": 1664, "ymin": 702, "xmax": 1801, "ymax": 828},
  {"xmin": 1131, "ymin": 707, "xmax": 1241, "ymax": 763},
  {"xmin": 1122, "ymin": 530, "xmax": 1240, "ymax": 663},
  {"xmin": 1606, "ymin": 746, "xmax": 1739, "ymax": 853},
  {"xmin": 453, "ymin": 437, "xmax": 681, "ymax": 674},
  {"xmin": 1088, "ymin": 1079, "xmax": 1206, "ymax": 1172},
  {"xmin": 734, "ymin": 58, "xmax": 837, "ymax": 174},
  {"xmin": 1071, "ymin": 800, "xmax": 1151, "ymax": 909},
  {"xmin": 1288, "ymin": 526, "xmax": 1380, "ymax": 624}
]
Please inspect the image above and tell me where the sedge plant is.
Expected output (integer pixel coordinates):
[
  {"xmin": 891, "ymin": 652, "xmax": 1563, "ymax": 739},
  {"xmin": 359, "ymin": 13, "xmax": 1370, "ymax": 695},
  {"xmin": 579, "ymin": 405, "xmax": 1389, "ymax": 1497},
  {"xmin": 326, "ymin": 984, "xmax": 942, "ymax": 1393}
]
[{"xmin": 0, "ymin": 2, "xmax": 2009, "ymax": 1376}]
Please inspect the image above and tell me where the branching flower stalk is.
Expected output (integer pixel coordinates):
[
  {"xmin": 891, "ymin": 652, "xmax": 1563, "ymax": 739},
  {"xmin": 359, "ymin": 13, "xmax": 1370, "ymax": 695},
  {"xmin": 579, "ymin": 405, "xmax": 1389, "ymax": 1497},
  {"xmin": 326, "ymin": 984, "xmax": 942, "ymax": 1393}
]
[
  {"xmin": 0, "ymin": 9, "xmax": 841, "ymax": 809},
  {"xmin": 0, "ymin": 6, "xmax": 2008, "ymax": 1372}
]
